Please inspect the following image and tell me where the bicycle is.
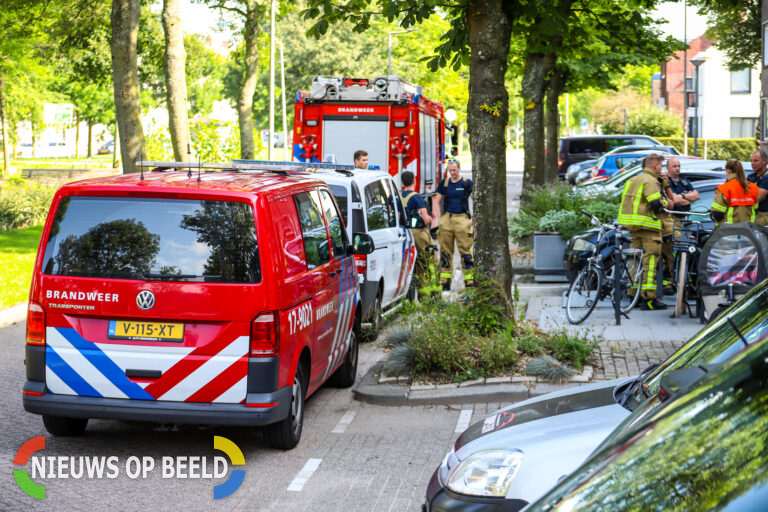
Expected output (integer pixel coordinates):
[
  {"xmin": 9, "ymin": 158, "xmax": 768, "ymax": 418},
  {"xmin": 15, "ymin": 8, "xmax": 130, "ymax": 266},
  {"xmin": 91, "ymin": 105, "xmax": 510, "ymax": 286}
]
[
  {"xmin": 664, "ymin": 209, "xmax": 707, "ymax": 319},
  {"xmin": 566, "ymin": 211, "xmax": 644, "ymax": 324}
]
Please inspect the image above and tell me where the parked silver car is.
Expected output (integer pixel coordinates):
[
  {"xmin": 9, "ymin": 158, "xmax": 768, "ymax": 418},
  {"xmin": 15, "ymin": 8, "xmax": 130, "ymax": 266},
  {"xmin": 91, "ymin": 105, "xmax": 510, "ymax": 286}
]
[{"xmin": 423, "ymin": 279, "xmax": 768, "ymax": 511}]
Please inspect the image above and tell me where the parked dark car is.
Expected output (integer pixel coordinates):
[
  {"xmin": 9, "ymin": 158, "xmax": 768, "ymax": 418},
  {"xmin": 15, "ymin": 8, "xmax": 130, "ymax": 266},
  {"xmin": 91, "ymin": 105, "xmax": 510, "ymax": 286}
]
[
  {"xmin": 558, "ymin": 135, "xmax": 660, "ymax": 180},
  {"xmin": 525, "ymin": 328, "xmax": 768, "ymax": 512},
  {"xmin": 565, "ymin": 144, "xmax": 680, "ymax": 184},
  {"xmin": 423, "ymin": 279, "xmax": 768, "ymax": 512}
]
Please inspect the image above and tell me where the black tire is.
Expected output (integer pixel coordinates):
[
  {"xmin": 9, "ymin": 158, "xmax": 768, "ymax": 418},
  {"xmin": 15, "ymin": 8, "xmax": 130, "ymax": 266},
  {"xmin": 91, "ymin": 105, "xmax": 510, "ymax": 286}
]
[
  {"xmin": 42, "ymin": 415, "xmax": 88, "ymax": 436},
  {"xmin": 328, "ymin": 321, "xmax": 360, "ymax": 388},
  {"xmin": 674, "ymin": 252, "xmax": 688, "ymax": 318},
  {"xmin": 708, "ymin": 305, "xmax": 727, "ymax": 325},
  {"xmin": 264, "ymin": 364, "xmax": 305, "ymax": 450},
  {"xmin": 364, "ymin": 289, "xmax": 383, "ymax": 341},
  {"xmin": 407, "ymin": 280, "xmax": 417, "ymax": 302},
  {"xmin": 618, "ymin": 250, "xmax": 643, "ymax": 314},
  {"xmin": 566, "ymin": 266, "xmax": 602, "ymax": 325}
]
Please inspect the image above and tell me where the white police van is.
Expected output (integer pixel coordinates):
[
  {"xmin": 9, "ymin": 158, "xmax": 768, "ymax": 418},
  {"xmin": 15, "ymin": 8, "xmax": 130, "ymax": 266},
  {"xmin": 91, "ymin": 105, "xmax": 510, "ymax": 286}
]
[{"xmin": 311, "ymin": 167, "xmax": 416, "ymax": 336}]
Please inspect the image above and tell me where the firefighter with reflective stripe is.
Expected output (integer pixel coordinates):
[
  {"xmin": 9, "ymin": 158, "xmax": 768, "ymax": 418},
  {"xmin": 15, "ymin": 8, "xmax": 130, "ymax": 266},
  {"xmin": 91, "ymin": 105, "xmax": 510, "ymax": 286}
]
[
  {"xmin": 618, "ymin": 153, "xmax": 669, "ymax": 310},
  {"xmin": 433, "ymin": 159, "xmax": 473, "ymax": 290},
  {"xmin": 401, "ymin": 171, "xmax": 440, "ymax": 297},
  {"xmin": 710, "ymin": 159, "xmax": 758, "ymax": 225}
]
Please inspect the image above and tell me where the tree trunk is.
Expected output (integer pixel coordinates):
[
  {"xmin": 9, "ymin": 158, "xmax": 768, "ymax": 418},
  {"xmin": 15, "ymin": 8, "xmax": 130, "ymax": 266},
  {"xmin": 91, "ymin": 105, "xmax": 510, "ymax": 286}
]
[
  {"xmin": 544, "ymin": 70, "xmax": 564, "ymax": 183},
  {"xmin": 467, "ymin": 0, "xmax": 513, "ymax": 301},
  {"xmin": 521, "ymin": 52, "xmax": 555, "ymax": 194},
  {"xmin": 87, "ymin": 121, "xmax": 93, "ymax": 158},
  {"xmin": 238, "ymin": 2, "xmax": 260, "ymax": 159},
  {"xmin": 0, "ymin": 78, "xmax": 12, "ymax": 177},
  {"xmin": 113, "ymin": 123, "xmax": 120, "ymax": 168},
  {"xmin": 111, "ymin": 0, "xmax": 145, "ymax": 174},
  {"xmin": 162, "ymin": 0, "xmax": 190, "ymax": 162}
]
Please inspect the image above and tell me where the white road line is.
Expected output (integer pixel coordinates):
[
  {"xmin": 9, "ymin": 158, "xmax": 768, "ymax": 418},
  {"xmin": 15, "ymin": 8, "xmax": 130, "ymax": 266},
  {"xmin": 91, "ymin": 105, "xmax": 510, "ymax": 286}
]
[
  {"xmin": 287, "ymin": 458, "xmax": 322, "ymax": 492},
  {"xmin": 331, "ymin": 410, "xmax": 357, "ymax": 433},
  {"xmin": 455, "ymin": 409, "xmax": 473, "ymax": 433}
]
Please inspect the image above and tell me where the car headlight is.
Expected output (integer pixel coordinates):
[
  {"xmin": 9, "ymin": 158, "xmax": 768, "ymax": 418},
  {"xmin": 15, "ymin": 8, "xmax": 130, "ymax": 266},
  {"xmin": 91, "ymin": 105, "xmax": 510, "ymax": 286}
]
[
  {"xmin": 571, "ymin": 239, "xmax": 596, "ymax": 252},
  {"xmin": 445, "ymin": 449, "xmax": 523, "ymax": 497}
]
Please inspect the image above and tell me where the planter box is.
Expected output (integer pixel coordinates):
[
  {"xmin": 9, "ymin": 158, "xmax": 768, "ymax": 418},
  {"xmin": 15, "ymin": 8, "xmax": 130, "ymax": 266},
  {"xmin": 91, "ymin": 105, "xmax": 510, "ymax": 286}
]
[{"xmin": 533, "ymin": 231, "xmax": 568, "ymax": 282}]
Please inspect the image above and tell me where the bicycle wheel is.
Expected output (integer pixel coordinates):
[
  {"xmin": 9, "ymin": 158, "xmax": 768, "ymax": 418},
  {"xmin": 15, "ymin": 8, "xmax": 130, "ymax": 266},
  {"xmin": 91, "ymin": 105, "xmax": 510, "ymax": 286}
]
[
  {"xmin": 566, "ymin": 265, "xmax": 602, "ymax": 324},
  {"xmin": 674, "ymin": 251, "xmax": 688, "ymax": 318},
  {"xmin": 619, "ymin": 249, "xmax": 643, "ymax": 314}
]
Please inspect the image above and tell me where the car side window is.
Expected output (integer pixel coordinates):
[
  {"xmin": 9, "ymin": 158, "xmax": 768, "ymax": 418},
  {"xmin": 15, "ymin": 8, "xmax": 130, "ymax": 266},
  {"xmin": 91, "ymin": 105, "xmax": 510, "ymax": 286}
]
[
  {"xmin": 329, "ymin": 184, "xmax": 348, "ymax": 227},
  {"xmin": 364, "ymin": 180, "xmax": 396, "ymax": 231},
  {"xmin": 294, "ymin": 191, "xmax": 331, "ymax": 269},
  {"xmin": 568, "ymin": 139, "xmax": 600, "ymax": 154},
  {"xmin": 318, "ymin": 188, "xmax": 347, "ymax": 257},
  {"xmin": 604, "ymin": 138, "xmax": 633, "ymax": 151}
]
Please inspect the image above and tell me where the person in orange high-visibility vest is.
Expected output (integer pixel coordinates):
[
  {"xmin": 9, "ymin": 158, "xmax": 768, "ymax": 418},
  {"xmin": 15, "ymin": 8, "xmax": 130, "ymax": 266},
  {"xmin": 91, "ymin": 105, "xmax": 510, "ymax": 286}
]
[{"xmin": 710, "ymin": 159, "xmax": 759, "ymax": 225}]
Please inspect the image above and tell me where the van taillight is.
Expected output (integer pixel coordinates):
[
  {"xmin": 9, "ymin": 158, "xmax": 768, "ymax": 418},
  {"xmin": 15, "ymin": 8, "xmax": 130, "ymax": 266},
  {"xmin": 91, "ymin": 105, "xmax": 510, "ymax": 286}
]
[
  {"xmin": 250, "ymin": 312, "xmax": 279, "ymax": 356},
  {"xmin": 354, "ymin": 254, "xmax": 367, "ymax": 276},
  {"xmin": 558, "ymin": 158, "xmax": 563, "ymax": 168},
  {"xmin": 26, "ymin": 301, "xmax": 46, "ymax": 346}
]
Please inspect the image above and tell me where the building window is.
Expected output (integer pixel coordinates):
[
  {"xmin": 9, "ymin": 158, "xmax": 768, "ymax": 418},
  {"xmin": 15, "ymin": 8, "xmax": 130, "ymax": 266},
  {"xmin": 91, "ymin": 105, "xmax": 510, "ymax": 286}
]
[
  {"xmin": 730, "ymin": 69, "xmax": 751, "ymax": 94},
  {"xmin": 762, "ymin": 100, "xmax": 768, "ymax": 140},
  {"xmin": 764, "ymin": 23, "xmax": 768, "ymax": 67},
  {"xmin": 730, "ymin": 117, "xmax": 757, "ymax": 138}
]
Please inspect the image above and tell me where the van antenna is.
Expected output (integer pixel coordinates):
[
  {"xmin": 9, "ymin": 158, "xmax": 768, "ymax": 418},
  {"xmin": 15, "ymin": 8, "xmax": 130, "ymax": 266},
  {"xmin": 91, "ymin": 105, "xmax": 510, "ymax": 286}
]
[
  {"xmin": 140, "ymin": 152, "xmax": 144, "ymax": 181},
  {"xmin": 187, "ymin": 142, "xmax": 192, "ymax": 179},
  {"xmin": 197, "ymin": 156, "xmax": 202, "ymax": 183}
]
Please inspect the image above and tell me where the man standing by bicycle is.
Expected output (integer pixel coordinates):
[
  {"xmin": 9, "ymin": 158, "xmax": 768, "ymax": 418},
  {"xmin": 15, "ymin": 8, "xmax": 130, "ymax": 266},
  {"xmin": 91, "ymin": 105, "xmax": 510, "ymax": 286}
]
[
  {"xmin": 662, "ymin": 157, "xmax": 700, "ymax": 291},
  {"xmin": 618, "ymin": 153, "xmax": 669, "ymax": 310},
  {"xmin": 747, "ymin": 150, "xmax": 768, "ymax": 226}
]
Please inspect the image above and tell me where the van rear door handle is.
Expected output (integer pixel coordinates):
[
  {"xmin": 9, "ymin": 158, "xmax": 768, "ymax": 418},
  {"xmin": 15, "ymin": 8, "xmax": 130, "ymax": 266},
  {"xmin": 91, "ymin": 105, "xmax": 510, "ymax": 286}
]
[
  {"xmin": 329, "ymin": 270, "xmax": 339, "ymax": 277},
  {"xmin": 126, "ymin": 369, "xmax": 162, "ymax": 379}
]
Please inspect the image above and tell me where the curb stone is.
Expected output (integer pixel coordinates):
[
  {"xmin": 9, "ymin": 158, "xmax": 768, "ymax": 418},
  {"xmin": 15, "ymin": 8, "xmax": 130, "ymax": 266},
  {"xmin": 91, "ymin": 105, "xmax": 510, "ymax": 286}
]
[{"xmin": 0, "ymin": 302, "xmax": 27, "ymax": 328}]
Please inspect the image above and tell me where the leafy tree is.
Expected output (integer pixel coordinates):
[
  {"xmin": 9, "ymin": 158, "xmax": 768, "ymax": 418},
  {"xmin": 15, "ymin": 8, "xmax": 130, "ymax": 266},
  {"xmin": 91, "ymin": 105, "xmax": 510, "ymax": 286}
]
[
  {"xmin": 627, "ymin": 104, "xmax": 683, "ymax": 137},
  {"xmin": 591, "ymin": 89, "xmax": 648, "ymax": 134},
  {"xmin": 303, "ymin": 0, "xmax": 515, "ymax": 303},
  {"xmin": 693, "ymin": 0, "xmax": 761, "ymax": 70},
  {"xmin": 162, "ymin": 0, "xmax": 191, "ymax": 161}
]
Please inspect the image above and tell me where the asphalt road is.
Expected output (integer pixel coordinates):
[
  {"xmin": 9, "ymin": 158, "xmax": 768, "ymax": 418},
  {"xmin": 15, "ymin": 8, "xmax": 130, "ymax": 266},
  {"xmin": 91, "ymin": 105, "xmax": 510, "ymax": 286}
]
[{"xmin": 0, "ymin": 321, "xmax": 512, "ymax": 511}]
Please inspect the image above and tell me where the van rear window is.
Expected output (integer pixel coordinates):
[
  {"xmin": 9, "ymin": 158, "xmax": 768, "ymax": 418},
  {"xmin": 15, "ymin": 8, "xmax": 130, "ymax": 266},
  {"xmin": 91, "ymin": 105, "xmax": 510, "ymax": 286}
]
[{"xmin": 41, "ymin": 196, "xmax": 260, "ymax": 283}]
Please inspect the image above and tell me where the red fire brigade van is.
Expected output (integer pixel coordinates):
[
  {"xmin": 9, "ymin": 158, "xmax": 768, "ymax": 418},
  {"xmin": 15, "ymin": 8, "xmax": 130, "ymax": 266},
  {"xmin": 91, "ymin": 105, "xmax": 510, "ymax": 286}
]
[
  {"xmin": 293, "ymin": 75, "xmax": 448, "ymax": 198},
  {"xmin": 22, "ymin": 164, "xmax": 374, "ymax": 450}
]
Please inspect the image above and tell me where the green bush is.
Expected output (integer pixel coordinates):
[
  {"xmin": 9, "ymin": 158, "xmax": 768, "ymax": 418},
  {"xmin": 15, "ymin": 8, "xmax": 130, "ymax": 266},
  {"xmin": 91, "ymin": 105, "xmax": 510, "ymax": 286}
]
[
  {"xmin": 0, "ymin": 178, "xmax": 58, "ymax": 230},
  {"xmin": 508, "ymin": 183, "xmax": 620, "ymax": 241},
  {"xmin": 538, "ymin": 210, "xmax": 585, "ymax": 240},
  {"xmin": 626, "ymin": 105, "xmax": 683, "ymax": 137},
  {"xmin": 655, "ymin": 137, "xmax": 756, "ymax": 160},
  {"xmin": 545, "ymin": 330, "xmax": 597, "ymax": 370}
]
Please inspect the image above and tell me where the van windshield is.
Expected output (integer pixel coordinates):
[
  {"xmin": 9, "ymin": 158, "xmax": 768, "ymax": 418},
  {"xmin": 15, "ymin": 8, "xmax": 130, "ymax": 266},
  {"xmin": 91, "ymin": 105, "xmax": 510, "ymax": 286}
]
[{"xmin": 41, "ymin": 196, "xmax": 260, "ymax": 283}]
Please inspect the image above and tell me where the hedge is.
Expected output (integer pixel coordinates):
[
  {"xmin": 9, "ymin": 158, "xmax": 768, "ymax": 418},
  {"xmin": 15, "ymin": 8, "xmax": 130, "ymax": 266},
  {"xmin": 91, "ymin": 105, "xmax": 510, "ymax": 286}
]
[{"xmin": 655, "ymin": 137, "xmax": 756, "ymax": 161}]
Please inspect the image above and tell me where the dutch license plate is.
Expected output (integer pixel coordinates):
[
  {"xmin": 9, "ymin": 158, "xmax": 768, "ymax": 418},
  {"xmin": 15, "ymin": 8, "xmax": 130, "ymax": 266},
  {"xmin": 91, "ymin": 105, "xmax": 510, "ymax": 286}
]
[{"xmin": 108, "ymin": 320, "xmax": 184, "ymax": 342}]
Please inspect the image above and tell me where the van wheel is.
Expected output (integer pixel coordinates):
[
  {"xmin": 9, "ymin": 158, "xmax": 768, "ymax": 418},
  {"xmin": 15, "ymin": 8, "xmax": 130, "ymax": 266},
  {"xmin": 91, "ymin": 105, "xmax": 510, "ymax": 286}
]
[
  {"xmin": 43, "ymin": 416, "xmax": 88, "ymax": 436},
  {"xmin": 367, "ymin": 291, "xmax": 383, "ymax": 340},
  {"xmin": 264, "ymin": 365, "xmax": 305, "ymax": 450},
  {"xmin": 328, "ymin": 323, "xmax": 359, "ymax": 388}
]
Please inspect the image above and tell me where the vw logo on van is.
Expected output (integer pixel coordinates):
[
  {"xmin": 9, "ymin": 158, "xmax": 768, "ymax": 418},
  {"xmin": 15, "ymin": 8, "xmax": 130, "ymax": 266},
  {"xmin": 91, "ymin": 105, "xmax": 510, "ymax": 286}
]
[{"xmin": 136, "ymin": 290, "xmax": 156, "ymax": 310}]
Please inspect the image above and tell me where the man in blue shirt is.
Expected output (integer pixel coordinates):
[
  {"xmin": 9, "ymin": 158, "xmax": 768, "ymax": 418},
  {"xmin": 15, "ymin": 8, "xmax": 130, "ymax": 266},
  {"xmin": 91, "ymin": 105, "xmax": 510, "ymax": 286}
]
[
  {"xmin": 662, "ymin": 156, "xmax": 700, "ymax": 292},
  {"xmin": 748, "ymin": 150, "xmax": 768, "ymax": 225},
  {"xmin": 432, "ymin": 159, "xmax": 473, "ymax": 291}
]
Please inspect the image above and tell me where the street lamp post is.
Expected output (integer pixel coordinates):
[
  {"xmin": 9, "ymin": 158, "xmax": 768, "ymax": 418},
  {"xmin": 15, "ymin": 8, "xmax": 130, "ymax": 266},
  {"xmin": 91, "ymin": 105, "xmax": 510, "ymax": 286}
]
[
  {"xmin": 388, "ymin": 29, "xmax": 419, "ymax": 77},
  {"xmin": 691, "ymin": 56, "xmax": 705, "ymax": 156},
  {"xmin": 277, "ymin": 40, "xmax": 288, "ymax": 161}
]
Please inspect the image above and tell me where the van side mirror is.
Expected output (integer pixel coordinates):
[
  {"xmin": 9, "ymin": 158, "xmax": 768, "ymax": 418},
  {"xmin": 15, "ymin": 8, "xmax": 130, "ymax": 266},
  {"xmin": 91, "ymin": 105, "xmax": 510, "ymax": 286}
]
[
  {"xmin": 351, "ymin": 232, "xmax": 374, "ymax": 255},
  {"xmin": 657, "ymin": 364, "xmax": 719, "ymax": 402}
]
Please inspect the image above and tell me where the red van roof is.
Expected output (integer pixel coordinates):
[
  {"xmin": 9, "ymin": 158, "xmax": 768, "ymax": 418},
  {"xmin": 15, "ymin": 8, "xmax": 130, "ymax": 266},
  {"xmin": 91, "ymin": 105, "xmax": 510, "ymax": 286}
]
[{"xmin": 59, "ymin": 171, "xmax": 322, "ymax": 198}]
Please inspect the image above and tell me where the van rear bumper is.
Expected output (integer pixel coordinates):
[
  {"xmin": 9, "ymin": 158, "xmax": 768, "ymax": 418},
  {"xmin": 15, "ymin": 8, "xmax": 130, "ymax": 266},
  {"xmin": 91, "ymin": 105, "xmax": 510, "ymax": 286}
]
[{"xmin": 23, "ymin": 381, "xmax": 292, "ymax": 427}]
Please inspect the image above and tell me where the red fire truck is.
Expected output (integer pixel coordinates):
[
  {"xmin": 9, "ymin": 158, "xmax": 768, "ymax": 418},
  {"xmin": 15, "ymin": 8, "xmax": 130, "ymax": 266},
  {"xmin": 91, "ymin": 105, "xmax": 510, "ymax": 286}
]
[{"xmin": 293, "ymin": 75, "xmax": 448, "ymax": 197}]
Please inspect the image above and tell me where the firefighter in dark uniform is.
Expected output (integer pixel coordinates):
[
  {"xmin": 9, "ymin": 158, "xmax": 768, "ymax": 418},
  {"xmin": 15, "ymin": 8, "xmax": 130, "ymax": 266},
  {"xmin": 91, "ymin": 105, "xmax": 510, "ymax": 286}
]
[
  {"xmin": 661, "ymin": 156, "xmax": 699, "ymax": 292},
  {"xmin": 401, "ymin": 171, "xmax": 439, "ymax": 297},
  {"xmin": 710, "ymin": 159, "xmax": 759, "ymax": 225},
  {"xmin": 618, "ymin": 153, "xmax": 669, "ymax": 310},
  {"xmin": 747, "ymin": 150, "xmax": 768, "ymax": 225},
  {"xmin": 432, "ymin": 159, "xmax": 473, "ymax": 291}
]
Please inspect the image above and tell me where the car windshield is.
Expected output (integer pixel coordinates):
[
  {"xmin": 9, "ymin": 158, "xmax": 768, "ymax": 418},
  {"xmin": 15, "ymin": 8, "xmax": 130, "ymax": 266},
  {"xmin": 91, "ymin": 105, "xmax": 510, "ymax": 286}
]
[
  {"xmin": 622, "ymin": 280, "xmax": 768, "ymax": 411},
  {"xmin": 530, "ymin": 338, "xmax": 768, "ymax": 512}
]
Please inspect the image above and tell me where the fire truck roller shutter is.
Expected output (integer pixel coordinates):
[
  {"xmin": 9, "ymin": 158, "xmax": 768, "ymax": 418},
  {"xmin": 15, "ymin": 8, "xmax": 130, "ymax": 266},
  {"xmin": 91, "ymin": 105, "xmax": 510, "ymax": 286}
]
[{"xmin": 322, "ymin": 119, "xmax": 389, "ymax": 170}]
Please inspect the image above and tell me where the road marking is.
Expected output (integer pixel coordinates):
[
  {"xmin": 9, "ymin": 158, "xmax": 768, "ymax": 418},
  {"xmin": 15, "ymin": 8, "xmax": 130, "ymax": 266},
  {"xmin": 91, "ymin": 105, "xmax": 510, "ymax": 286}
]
[
  {"xmin": 287, "ymin": 458, "xmax": 322, "ymax": 492},
  {"xmin": 455, "ymin": 409, "xmax": 473, "ymax": 433},
  {"xmin": 331, "ymin": 410, "xmax": 357, "ymax": 433}
]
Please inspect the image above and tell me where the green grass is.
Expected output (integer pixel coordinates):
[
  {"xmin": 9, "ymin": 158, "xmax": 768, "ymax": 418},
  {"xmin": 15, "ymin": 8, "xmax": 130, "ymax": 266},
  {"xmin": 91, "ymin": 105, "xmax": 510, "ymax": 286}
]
[
  {"xmin": 0, "ymin": 224, "xmax": 43, "ymax": 308},
  {"xmin": 12, "ymin": 154, "xmax": 116, "ymax": 169}
]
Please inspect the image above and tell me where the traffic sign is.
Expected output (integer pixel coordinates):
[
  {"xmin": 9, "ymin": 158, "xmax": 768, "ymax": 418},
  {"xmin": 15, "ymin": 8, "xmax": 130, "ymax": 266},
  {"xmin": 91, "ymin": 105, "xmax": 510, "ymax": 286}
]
[
  {"xmin": 580, "ymin": 118, "xmax": 588, "ymax": 131},
  {"xmin": 44, "ymin": 103, "xmax": 74, "ymax": 125}
]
